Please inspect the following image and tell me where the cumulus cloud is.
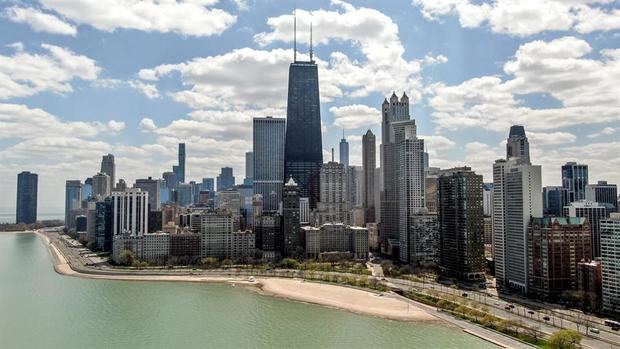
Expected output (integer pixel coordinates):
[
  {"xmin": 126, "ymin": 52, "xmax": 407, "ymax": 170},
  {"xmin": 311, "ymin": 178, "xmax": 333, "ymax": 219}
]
[
  {"xmin": 4, "ymin": 6, "xmax": 77, "ymax": 36},
  {"xmin": 128, "ymin": 80, "xmax": 160, "ymax": 99},
  {"xmin": 0, "ymin": 43, "xmax": 100, "ymax": 99},
  {"xmin": 588, "ymin": 127, "xmax": 616, "ymax": 138},
  {"xmin": 426, "ymin": 36, "xmax": 620, "ymax": 132},
  {"xmin": 330, "ymin": 104, "xmax": 381, "ymax": 129},
  {"xmin": 0, "ymin": 103, "xmax": 122, "ymax": 140},
  {"xmin": 37, "ymin": 0, "xmax": 236, "ymax": 36},
  {"xmin": 139, "ymin": 118, "xmax": 158, "ymax": 132},
  {"xmin": 413, "ymin": 0, "xmax": 620, "ymax": 36},
  {"xmin": 254, "ymin": 2, "xmax": 426, "ymax": 100}
]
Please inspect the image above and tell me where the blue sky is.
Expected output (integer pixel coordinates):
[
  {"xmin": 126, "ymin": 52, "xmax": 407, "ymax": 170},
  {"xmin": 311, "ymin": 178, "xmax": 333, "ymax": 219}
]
[{"xmin": 1, "ymin": 0, "xmax": 619, "ymax": 212}]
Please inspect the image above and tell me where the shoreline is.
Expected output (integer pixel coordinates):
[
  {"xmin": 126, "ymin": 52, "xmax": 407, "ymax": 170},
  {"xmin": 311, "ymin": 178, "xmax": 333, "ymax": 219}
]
[{"xmin": 33, "ymin": 230, "xmax": 440, "ymax": 323}]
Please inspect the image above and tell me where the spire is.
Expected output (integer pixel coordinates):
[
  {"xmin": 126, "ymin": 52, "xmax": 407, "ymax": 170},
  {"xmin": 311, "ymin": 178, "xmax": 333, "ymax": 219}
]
[
  {"xmin": 342, "ymin": 129, "xmax": 345, "ymax": 140},
  {"xmin": 309, "ymin": 21, "xmax": 313, "ymax": 62},
  {"xmin": 331, "ymin": 147, "xmax": 334, "ymax": 162},
  {"xmin": 293, "ymin": 9, "xmax": 297, "ymax": 62}
]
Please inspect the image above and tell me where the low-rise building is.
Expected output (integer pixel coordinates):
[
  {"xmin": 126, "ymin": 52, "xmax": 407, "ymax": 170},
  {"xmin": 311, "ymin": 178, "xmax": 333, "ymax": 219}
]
[
  {"xmin": 142, "ymin": 233, "xmax": 170, "ymax": 264},
  {"xmin": 231, "ymin": 230, "xmax": 255, "ymax": 261},
  {"xmin": 303, "ymin": 224, "xmax": 368, "ymax": 260}
]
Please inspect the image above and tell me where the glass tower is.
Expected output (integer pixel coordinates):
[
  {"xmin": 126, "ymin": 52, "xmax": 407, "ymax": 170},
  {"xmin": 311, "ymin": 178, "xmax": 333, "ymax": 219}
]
[
  {"xmin": 16, "ymin": 171, "xmax": 38, "ymax": 224},
  {"xmin": 284, "ymin": 60, "xmax": 323, "ymax": 209}
]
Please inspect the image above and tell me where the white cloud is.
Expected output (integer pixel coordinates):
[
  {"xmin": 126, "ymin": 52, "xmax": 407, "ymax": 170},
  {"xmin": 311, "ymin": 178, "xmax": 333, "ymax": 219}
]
[
  {"xmin": 254, "ymin": 1, "xmax": 426, "ymax": 100},
  {"xmin": 527, "ymin": 131, "xmax": 576, "ymax": 145},
  {"xmin": 413, "ymin": 0, "xmax": 620, "ymax": 36},
  {"xmin": 427, "ymin": 37, "xmax": 620, "ymax": 132},
  {"xmin": 139, "ymin": 118, "xmax": 158, "ymax": 132},
  {"xmin": 4, "ymin": 6, "xmax": 77, "ymax": 36},
  {"xmin": 38, "ymin": 0, "xmax": 236, "ymax": 36},
  {"xmin": 330, "ymin": 104, "xmax": 381, "ymax": 129},
  {"xmin": 231, "ymin": 0, "xmax": 249, "ymax": 11},
  {"xmin": 106, "ymin": 120, "xmax": 126, "ymax": 132},
  {"xmin": 0, "ymin": 103, "xmax": 122, "ymax": 140},
  {"xmin": 0, "ymin": 43, "xmax": 100, "ymax": 99},
  {"xmin": 128, "ymin": 80, "xmax": 160, "ymax": 99},
  {"xmin": 588, "ymin": 127, "xmax": 616, "ymax": 138}
]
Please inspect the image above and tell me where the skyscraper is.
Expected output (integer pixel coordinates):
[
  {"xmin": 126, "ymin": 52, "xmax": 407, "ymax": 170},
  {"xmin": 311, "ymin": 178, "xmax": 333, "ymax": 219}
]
[
  {"xmin": 380, "ymin": 92, "xmax": 411, "ymax": 252},
  {"xmin": 92, "ymin": 172, "xmax": 111, "ymax": 198},
  {"xmin": 202, "ymin": 177, "xmax": 214, "ymax": 192},
  {"xmin": 562, "ymin": 162, "xmax": 588, "ymax": 202},
  {"xmin": 506, "ymin": 125, "xmax": 530, "ymax": 165},
  {"xmin": 316, "ymin": 158, "xmax": 349, "ymax": 225},
  {"xmin": 217, "ymin": 167, "xmax": 235, "ymax": 191},
  {"xmin": 565, "ymin": 200, "xmax": 611, "ymax": 258},
  {"xmin": 362, "ymin": 130, "xmax": 376, "ymax": 223},
  {"xmin": 253, "ymin": 117, "xmax": 286, "ymax": 211},
  {"xmin": 394, "ymin": 119, "xmax": 426, "ymax": 264},
  {"xmin": 586, "ymin": 181, "xmax": 618, "ymax": 212},
  {"xmin": 100, "ymin": 154, "xmax": 115, "ymax": 190},
  {"xmin": 339, "ymin": 131, "xmax": 349, "ymax": 167},
  {"xmin": 601, "ymin": 213, "xmax": 620, "ymax": 317},
  {"xmin": 65, "ymin": 180, "xmax": 82, "ymax": 229},
  {"xmin": 135, "ymin": 177, "xmax": 162, "ymax": 211},
  {"xmin": 543, "ymin": 186, "xmax": 569, "ymax": 216},
  {"xmin": 112, "ymin": 188, "xmax": 148, "ymax": 236},
  {"xmin": 282, "ymin": 177, "xmax": 301, "ymax": 257},
  {"xmin": 493, "ymin": 125, "xmax": 542, "ymax": 294},
  {"xmin": 438, "ymin": 167, "xmax": 485, "ymax": 281},
  {"xmin": 177, "ymin": 143, "xmax": 186, "ymax": 183},
  {"xmin": 16, "ymin": 171, "xmax": 38, "ymax": 224},
  {"xmin": 245, "ymin": 151, "xmax": 254, "ymax": 185},
  {"xmin": 283, "ymin": 35, "xmax": 323, "ymax": 209}
]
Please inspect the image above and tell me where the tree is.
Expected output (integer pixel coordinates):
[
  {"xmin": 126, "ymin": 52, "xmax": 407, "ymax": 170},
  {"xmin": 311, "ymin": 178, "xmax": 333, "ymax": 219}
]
[
  {"xmin": 118, "ymin": 249, "xmax": 135, "ymax": 266},
  {"xmin": 200, "ymin": 257, "xmax": 219, "ymax": 268},
  {"xmin": 548, "ymin": 329, "xmax": 582, "ymax": 349},
  {"xmin": 279, "ymin": 258, "xmax": 300, "ymax": 269}
]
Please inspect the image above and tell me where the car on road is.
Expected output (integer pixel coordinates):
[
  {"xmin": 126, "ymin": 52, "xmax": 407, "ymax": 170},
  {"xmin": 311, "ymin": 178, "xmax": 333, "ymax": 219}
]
[
  {"xmin": 504, "ymin": 306, "xmax": 512, "ymax": 311},
  {"xmin": 543, "ymin": 316, "xmax": 551, "ymax": 321},
  {"xmin": 461, "ymin": 293, "xmax": 468, "ymax": 297},
  {"xmin": 590, "ymin": 328, "xmax": 600, "ymax": 334},
  {"xmin": 527, "ymin": 310, "xmax": 535, "ymax": 315}
]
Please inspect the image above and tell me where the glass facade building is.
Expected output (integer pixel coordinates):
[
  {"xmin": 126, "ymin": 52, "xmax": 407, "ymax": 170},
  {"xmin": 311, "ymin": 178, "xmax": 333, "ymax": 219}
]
[
  {"xmin": 253, "ymin": 117, "xmax": 286, "ymax": 211},
  {"xmin": 562, "ymin": 162, "xmax": 589, "ymax": 203},
  {"xmin": 284, "ymin": 61, "xmax": 323, "ymax": 209},
  {"xmin": 16, "ymin": 171, "xmax": 38, "ymax": 224}
]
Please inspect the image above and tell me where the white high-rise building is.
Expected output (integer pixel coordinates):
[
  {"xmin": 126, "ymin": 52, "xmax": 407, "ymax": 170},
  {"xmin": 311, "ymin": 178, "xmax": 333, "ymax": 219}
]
[
  {"xmin": 601, "ymin": 213, "xmax": 620, "ymax": 317},
  {"xmin": 565, "ymin": 200, "xmax": 610, "ymax": 258},
  {"xmin": 493, "ymin": 125, "xmax": 542, "ymax": 294},
  {"xmin": 393, "ymin": 119, "xmax": 426, "ymax": 263},
  {"xmin": 112, "ymin": 188, "xmax": 149, "ymax": 236}
]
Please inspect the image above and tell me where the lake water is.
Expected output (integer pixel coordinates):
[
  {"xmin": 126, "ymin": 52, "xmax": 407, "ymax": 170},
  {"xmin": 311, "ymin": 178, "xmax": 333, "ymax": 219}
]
[{"xmin": 0, "ymin": 233, "xmax": 497, "ymax": 348}]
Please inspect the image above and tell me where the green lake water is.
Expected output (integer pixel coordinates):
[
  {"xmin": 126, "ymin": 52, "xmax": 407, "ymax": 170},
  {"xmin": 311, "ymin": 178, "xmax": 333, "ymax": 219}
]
[{"xmin": 0, "ymin": 233, "xmax": 497, "ymax": 348}]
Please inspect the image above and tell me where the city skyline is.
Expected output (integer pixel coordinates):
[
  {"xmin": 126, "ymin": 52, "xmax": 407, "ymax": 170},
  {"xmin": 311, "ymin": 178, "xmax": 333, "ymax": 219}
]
[{"xmin": 1, "ymin": 1, "xmax": 620, "ymax": 214}]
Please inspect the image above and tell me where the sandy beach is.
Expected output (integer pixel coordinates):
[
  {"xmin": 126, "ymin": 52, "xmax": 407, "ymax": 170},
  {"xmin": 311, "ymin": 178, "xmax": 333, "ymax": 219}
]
[
  {"xmin": 34, "ymin": 231, "xmax": 439, "ymax": 322},
  {"xmin": 258, "ymin": 278, "xmax": 439, "ymax": 321}
]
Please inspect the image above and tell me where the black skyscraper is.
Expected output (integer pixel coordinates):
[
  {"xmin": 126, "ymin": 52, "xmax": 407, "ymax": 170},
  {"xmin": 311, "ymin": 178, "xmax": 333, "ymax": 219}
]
[
  {"xmin": 283, "ymin": 50, "xmax": 323, "ymax": 208},
  {"xmin": 16, "ymin": 171, "xmax": 38, "ymax": 224}
]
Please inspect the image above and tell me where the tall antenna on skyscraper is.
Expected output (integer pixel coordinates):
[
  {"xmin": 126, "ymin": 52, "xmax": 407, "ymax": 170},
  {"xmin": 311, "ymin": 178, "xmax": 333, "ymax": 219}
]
[
  {"xmin": 293, "ymin": 9, "xmax": 297, "ymax": 62},
  {"xmin": 309, "ymin": 21, "xmax": 313, "ymax": 62}
]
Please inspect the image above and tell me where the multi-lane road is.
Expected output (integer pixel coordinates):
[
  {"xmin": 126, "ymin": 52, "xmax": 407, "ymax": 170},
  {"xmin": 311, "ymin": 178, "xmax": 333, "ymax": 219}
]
[{"xmin": 384, "ymin": 276, "xmax": 620, "ymax": 349}]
